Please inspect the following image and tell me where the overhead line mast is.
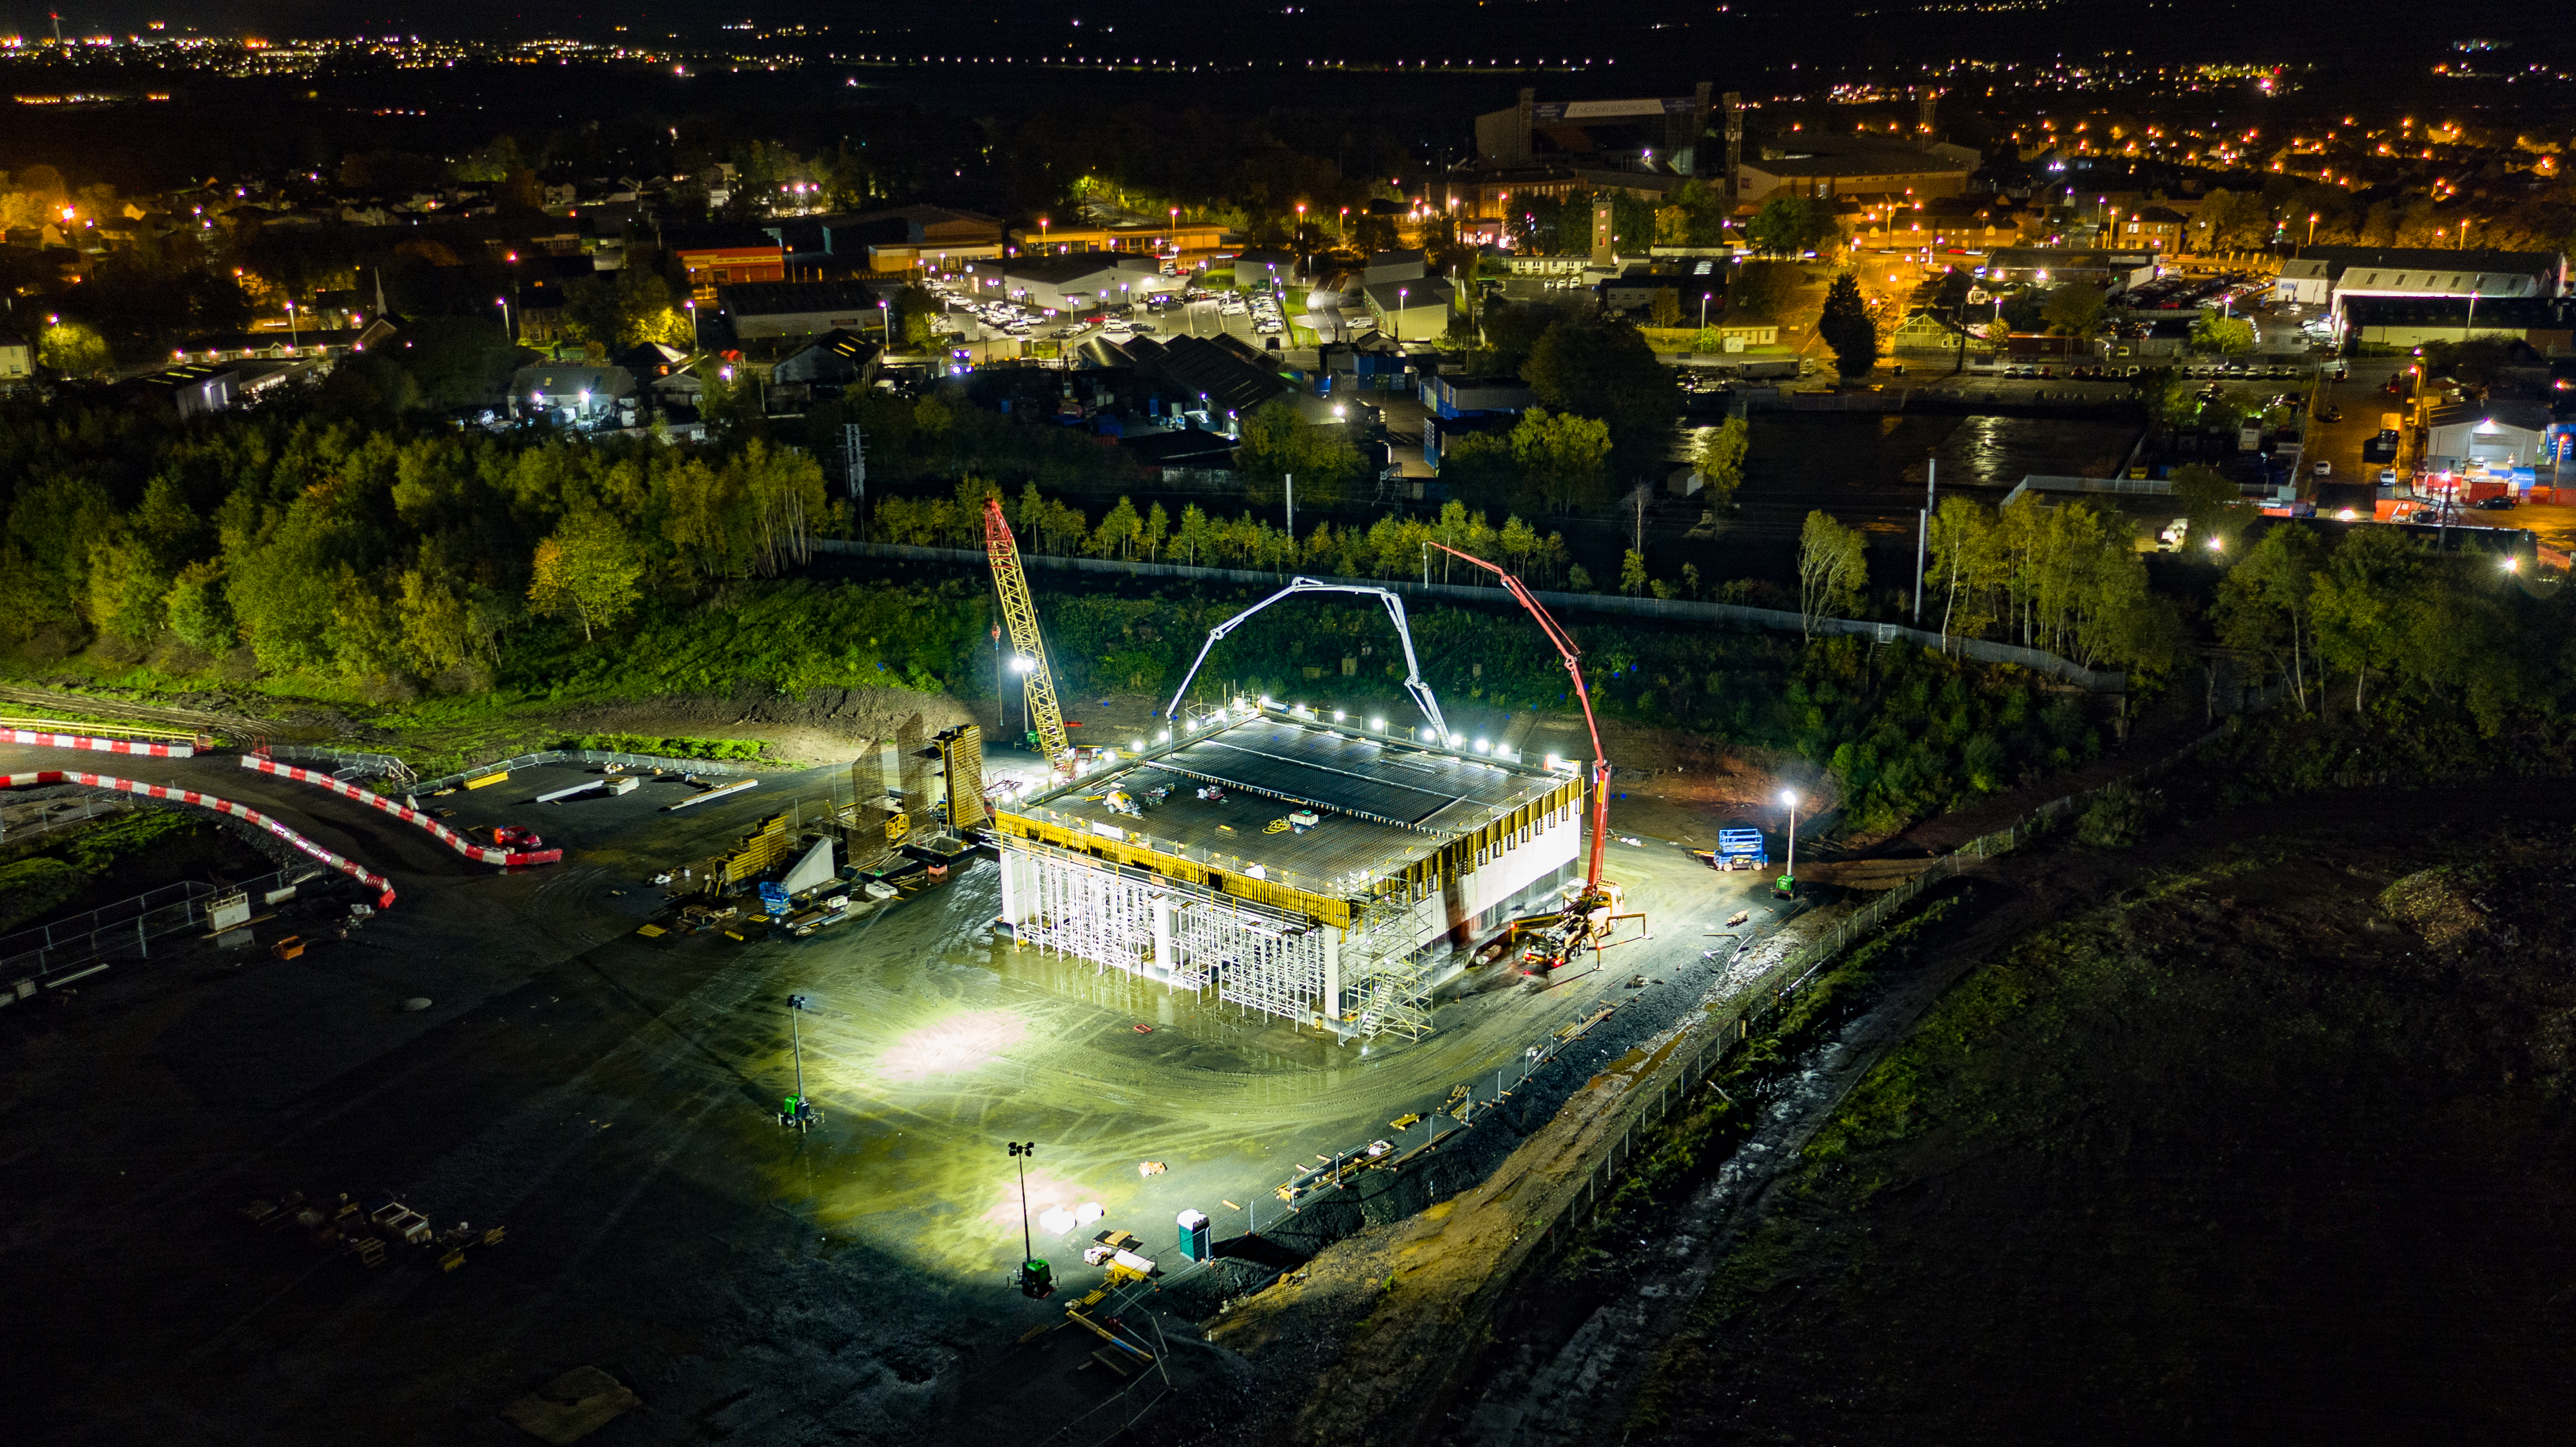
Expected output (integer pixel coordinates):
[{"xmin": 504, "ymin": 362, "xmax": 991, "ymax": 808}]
[{"xmin": 982, "ymin": 498, "xmax": 1072, "ymax": 777}]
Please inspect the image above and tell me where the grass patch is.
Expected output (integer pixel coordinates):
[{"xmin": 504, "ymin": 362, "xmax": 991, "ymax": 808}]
[
  {"xmin": 554, "ymin": 734, "xmax": 769, "ymax": 762},
  {"xmin": 0, "ymin": 809, "xmax": 242, "ymax": 932}
]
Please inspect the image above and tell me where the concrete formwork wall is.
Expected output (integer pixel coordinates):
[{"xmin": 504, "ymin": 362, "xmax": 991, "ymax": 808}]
[{"xmin": 1406, "ymin": 814, "xmax": 1582, "ymax": 947}]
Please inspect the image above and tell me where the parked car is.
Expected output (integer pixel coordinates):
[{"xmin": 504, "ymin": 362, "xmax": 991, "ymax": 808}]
[
  {"xmin": 2313, "ymin": 460, "xmax": 2332, "ymax": 478},
  {"xmin": 2474, "ymin": 494, "xmax": 2518, "ymax": 510}
]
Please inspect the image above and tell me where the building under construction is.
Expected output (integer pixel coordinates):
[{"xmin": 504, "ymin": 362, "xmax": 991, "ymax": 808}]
[{"xmin": 991, "ymin": 703, "xmax": 1582, "ymax": 1040}]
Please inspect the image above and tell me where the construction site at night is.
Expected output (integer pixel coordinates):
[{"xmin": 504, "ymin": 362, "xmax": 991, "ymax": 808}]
[{"xmin": 994, "ymin": 706, "xmax": 1586, "ymax": 1040}]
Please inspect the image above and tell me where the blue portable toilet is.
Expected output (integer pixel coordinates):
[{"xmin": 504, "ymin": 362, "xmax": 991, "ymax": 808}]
[{"xmin": 1177, "ymin": 1209, "xmax": 1211, "ymax": 1262}]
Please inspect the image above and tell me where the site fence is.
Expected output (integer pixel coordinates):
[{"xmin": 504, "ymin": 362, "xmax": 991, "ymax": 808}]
[
  {"xmin": 0, "ymin": 863, "xmax": 316, "ymax": 993},
  {"xmin": 0, "ymin": 788, "xmax": 136, "ymax": 846},
  {"xmin": 264, "ymin": 744, "xmax": 414, "ymax": 785},
  {"xmin": 815, "ymin": 540, "xmax": 2127, "ymax": 692},
  {"xmin": 406, "ymin": 748, "xmax": 760, "ymax": 796}
]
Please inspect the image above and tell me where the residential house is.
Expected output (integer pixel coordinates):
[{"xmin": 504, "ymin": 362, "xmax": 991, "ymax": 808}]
[{"xmin": 509, "ymin": 363, "xmax": 637, "ymax": 424}]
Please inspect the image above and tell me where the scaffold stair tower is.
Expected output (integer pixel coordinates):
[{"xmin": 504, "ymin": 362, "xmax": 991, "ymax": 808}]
[
  {"xmin": 1342, "ymin": 881, "xmax": 1435, "ymax": 1041},
  {"xmin": 983, "ymin": 498, "xmax": 1073, "ymax": 777}
]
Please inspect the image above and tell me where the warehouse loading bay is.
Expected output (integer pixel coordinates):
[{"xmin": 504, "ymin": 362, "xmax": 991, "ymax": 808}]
[{"xmin": 0, "ymin": 725, "xmax": 1802, "ymax": 1445}]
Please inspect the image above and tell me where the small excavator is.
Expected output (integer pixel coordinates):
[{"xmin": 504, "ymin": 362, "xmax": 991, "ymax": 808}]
[{"xmin": 1427, "ymin": 544, "xmax": 1635, "ymax": 977}]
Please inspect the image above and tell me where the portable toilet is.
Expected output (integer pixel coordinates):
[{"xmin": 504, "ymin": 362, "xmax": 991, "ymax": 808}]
[{"xmin": 1178, "ymin": 1208, "xmax": 1211, "ymax": 1262}]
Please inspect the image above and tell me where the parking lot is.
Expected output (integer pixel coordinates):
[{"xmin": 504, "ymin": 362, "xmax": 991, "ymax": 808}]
[{"xmin": 927, "ymin": 269, "xmax": 1308, "ymax": 355}]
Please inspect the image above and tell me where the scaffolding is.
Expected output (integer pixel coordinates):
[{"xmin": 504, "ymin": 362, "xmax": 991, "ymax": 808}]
[
  {"xmin": 1200, "ymin": 905, "xmax": 1326, "ymax": 1023},
  {"xmin": 1007, "ymin": 835, "xmax": 1329, "ymax": 1027},
  {"xmin": 1338, "ymin": 880, "xmax": 1438, "ymax": 1041}
]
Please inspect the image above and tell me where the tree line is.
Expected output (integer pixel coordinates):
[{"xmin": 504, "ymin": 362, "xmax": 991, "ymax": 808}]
[{"xmin": 0, "ymin": 401, "xmax": 828, "ymax": 696}]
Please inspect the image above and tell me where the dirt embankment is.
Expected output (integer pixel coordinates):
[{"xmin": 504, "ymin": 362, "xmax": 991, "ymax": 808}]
[
  {"xmin": 1618, "ymin": 819, "xmax": 2576, "ymax": 1445},
  {"xmin": 547, "ymin": 685, "xmax": 981, "ymax": 767},
  {"xmin": 1198, "ymin": 772, "xmax": 2576, "ymax": 1447}
]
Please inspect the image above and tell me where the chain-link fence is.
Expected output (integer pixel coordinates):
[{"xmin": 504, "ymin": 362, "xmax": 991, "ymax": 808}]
[
  {"xmin": 264, "ymin": 744, "xmax": 414, "ymax": 785},
  {"xmin": 0, "ymin": 788, "xmax": 135, "ymax": 846},
  {"xmin": 405, "ymin": 748, "xmax": 760, "ymax": 796}
]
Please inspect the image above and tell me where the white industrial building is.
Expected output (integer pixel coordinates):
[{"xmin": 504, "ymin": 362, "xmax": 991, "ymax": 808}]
[
  {"xmin": 2271, "ymin": 245, "xmax": 2566, "ymax": 311},
  {"xmin": 992, "ymin": 705, "xmax": 1582, "ymax": 1040}
]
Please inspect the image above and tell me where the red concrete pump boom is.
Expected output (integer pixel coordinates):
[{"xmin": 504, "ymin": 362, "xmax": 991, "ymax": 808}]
[{"xmin": 1426, "ymin": 543, "xmax": 1612, "ymax": 909}]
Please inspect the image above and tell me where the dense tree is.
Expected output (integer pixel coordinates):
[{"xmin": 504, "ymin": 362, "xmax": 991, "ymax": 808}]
[
  {"xmin": 37, "ymin": 321, "xmax": 111, "ymax": 377},
  {"xmin": 1798, "ymin": 510, "xmax": 1868, "ymax": 635},
  {"xmin": 1520, "ymin": 315, "xmax": 1676, "ymax": 487},
  {"xmin": 2189, "ymin": 309, "xmax": 2256, "ymax": 356},
  {"xmin": 1509, "ymin": 407, "xmax": 1614, "ymax": 515},
  {"xmin": 528, "ymin": 511, "xmax": 645, "ymax": 642},
  {"xmin": 1695, "ymin": 417, "xmax": 1749, "ymax": 509},
  {"xmin": 2212, "ymin": 524, "xmax": 2325, "ymax": 711},
  {"xmin": 2041, "ymin": 283, "xmax": 2109, "ymax": 336},
  {"xmin": 1233, "ymin": 399, "xmax": 1362, "ymax": 510},
  {"xmin": 1816, "ymin": 272, "xmax": 1880, "ymax": 380},
  {"xmin": 1746, "ymin": 195, "xmax": 1838, "ymax": 256}
]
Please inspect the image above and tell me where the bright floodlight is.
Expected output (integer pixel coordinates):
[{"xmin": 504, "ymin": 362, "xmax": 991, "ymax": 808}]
[
  {"xmin": 1156, "ymin": 730, "xmax": 1171, "ymax": 743},
  {"xmin": 1474, "ymin": 739, "xmax": 1490, "ymax": 753},
  {"xmin": 1010, "ymin": 655, "xmax": 1037, "ymax": 674},
  {"xmin": 1131, "ymin": 738, "xmax": 1145, "ymax": 751},
  {"xmin": 2206, "ymin": 534, "xmax": 2225, "ymax": 552},
  {"xmin": 2504, "ymin": 556, "xmax": 2522, "ymax": 573},
  {"xmin": 1780, "ymin": 790, "xmax": 1799, "ymax": 807},
  {"xmin": 1420, "ymin": 727, "xmax": 1435, "ymax": 741},
  {"xmin": 1370, "ymin": 717, "xmax": 1385, "ymax": 730}
]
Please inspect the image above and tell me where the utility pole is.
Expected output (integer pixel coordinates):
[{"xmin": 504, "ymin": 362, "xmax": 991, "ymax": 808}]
[
  {"xmin": 1913, "ymin": 454, "xmax": 1935, "ymax": 624},
  {"xmin": 1723, "ymin": 92, "xmax": 1744, "ymax": 209},
  {"xmin": 1285, "ymin": 472, "xmax": 1294, "ymax": 539},
  {"xmin": 843, "ymin": 422, "xmax": 866, "ymax": 534}
]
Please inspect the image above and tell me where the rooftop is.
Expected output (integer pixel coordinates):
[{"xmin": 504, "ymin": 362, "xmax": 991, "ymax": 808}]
[
  {"xmin": 717, "ymin": 279, "xmax": 879, "ymax": 316},
  {"xmin": 1008, "ymin": 713, "xmax": 1566, "ymax": 894}
]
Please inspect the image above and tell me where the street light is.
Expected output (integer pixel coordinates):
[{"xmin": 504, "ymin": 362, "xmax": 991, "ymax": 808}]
[
  {"xmin": 779, "ymin": 995, "xmax": 822, "ymax": 1130},
  {"xmin": 1777, "ymin": 790, "xmax": 1800, "ymax": 897}
]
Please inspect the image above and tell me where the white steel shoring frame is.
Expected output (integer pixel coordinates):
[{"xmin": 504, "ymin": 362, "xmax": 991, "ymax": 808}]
[
  {"xmin": 1015, "ymin": 843, "xmax": 1327, "ymax": 1026},
  {"xmin": 1163, "ymin": 577, "xmax": 1450, "ymax": 740}
]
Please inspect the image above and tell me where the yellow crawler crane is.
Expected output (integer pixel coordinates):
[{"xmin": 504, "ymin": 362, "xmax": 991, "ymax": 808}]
[{"xmin": 982, "ymin": 498, "xmax": 1074, "ymax": 778}]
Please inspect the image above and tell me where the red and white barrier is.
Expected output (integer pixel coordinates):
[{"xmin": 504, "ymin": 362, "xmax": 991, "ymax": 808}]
[
  {"xmin": 0, "ymin": 769, "xmax": 394, "ymax": 907},
  {"xmin": 2, "ymin": 727, "xmax": 194, "ymax": 758},
  {"xmin": 239, "ymin": 757, "xmax": 564, "ymax": 867}
]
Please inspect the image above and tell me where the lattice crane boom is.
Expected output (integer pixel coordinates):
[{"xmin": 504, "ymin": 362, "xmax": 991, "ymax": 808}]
[{"xmin": 983, "ymin": 498, "xmax": 1072, "ymax": 773}]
